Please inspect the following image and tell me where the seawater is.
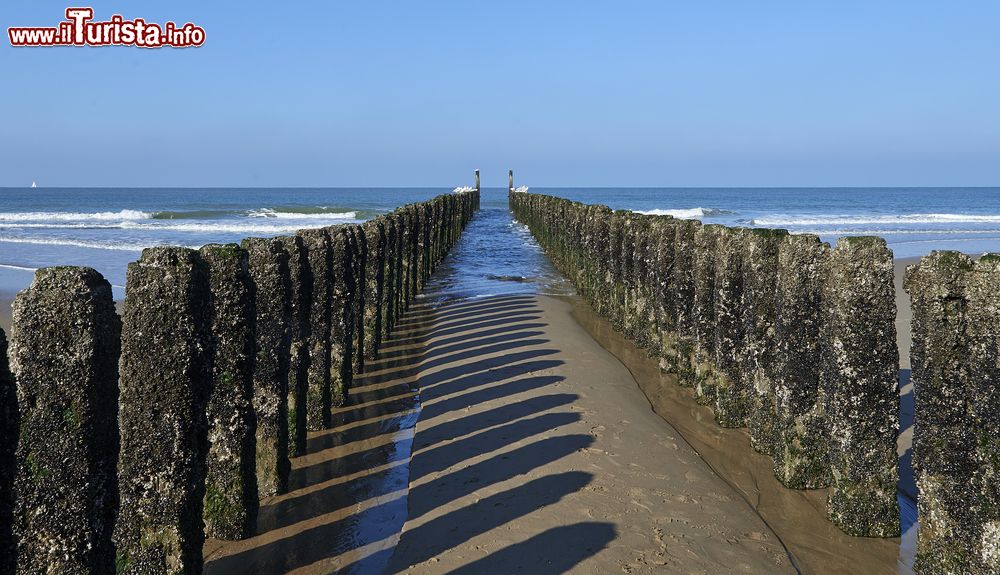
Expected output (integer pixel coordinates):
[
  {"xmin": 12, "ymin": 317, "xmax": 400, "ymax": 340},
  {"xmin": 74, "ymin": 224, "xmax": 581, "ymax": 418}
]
[{"xmin": 4, "ymin": 186, "xmax": 1000, "ymax": 298}]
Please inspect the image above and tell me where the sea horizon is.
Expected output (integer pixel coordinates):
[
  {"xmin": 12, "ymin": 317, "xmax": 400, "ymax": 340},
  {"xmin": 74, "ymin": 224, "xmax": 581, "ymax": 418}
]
[{"xmin": 4, "ymin": 186, "xmax": 1000, "ymax": 299}]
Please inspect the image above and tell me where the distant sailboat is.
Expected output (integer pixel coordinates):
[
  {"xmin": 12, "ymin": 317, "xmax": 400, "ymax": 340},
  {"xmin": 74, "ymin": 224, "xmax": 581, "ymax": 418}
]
[{"xmin": 31, "ymin": 181, "xmax": 37, "ymax": 188}]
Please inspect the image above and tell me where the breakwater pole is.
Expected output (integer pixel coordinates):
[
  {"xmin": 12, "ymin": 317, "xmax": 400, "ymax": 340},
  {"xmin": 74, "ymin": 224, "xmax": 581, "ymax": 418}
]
[
  {"xmin": 0, "ymin": 187, "xmax": 480, "ymax": 574},
  {"xmin": 116, "ymin": 247, "xmax": 213, "ymax": 573},
  {"xmin": 0, "ymin": 328, "xmax": 13, "ymax": 575},
  {"xmin": 200, "ymin": 244, "xmax": 258, "ymax": 540},
  {"xmin": 906, "ymin": 252, "xmax": 1000, "ymax": 574},
  {"xmin": 244, "ymin": 237, "xmax": 293, "ymax": 497},
  {"xmin": 278, "ymin": 235, "xmax": 311, "ymax": 457},
  {"xmin": 10, "ymin": 268, "xmax": 120, "ymax": 573},
  {"xmin": 510, "ymin": 190, "xmax": 900, "ymax": 539}
]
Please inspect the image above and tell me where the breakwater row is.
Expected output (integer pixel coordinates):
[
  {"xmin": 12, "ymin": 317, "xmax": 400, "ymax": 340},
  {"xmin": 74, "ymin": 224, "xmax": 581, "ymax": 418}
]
[
  {"xmin": 905, "ymin": 253, "xmax": 1000, "ymax": 574},
  {"xmin": 509, "ymin": 191, "xmax": 900, "ymax": 539},
  {"xmin": 0, "ymin": 190, "xmax": 479, "ymax": 574}
]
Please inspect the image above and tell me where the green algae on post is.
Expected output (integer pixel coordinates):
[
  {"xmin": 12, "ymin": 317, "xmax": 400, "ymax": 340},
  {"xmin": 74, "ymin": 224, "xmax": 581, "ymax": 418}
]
[
  {"xmin": 773, "ymin": 234, "xmax": 831, "ymax": 489},
  {"xmin": 0, "ymin": 327, "xmax": 15, "ymax": 575},
  {"xmin": 243, "ymin": 237, "xmax": 292, "ymax": 497},
  {"xmin": 199, "ymin": 244, "xmax": 258, "ymax": 540},
  {"xmin": 116, "ymin": 247, "xmax": 213, "ymax": 574},
  {"xmin": 277, "ymin": 235, "xmax": 311, "ymax": 457},
  {"xmin": 906, "ymin": 251, "xmax": 1000, "ymax": 572},
  {"xmin": 714, "ymin": 227, "xmax": 750, "ymax": 428},
  {"xmin": 823, "ymin": 236, "xmax": 899, "ymax": 537},
  {"xmin": 744, "ymin": 228, "xmax": 787, "ymax": 457},
  {"xmin": 11, "ymin": 267, "xmax": 120, "ymax": 573}
]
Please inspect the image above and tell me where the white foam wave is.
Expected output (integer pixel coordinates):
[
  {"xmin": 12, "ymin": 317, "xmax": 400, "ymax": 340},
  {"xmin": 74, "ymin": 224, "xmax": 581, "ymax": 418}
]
[
  {"xmin": 452, "ymin": 186, "xmax": 476, "ymax": 194},
  {"xmin": 246, "ymin": 209, "xmax": 357, "ymax": 220},
  {"xmin": 797, "ymin": 228, "xmax": 1000, "ymax": 236},
  {"xmin": 0, "ymin": 220, "xmax": 361, "ymax": 233},
  {"xmin": 0, "ymin": 263, "xmax": 37, "ymax": 272},
  {"xmin": 0, "ymin": 236, "xmax": 155, "ymax": 251},
  {"xmin": 0, "ymin": 209, "xmax": 151, "ymax": 222},
  {"xmin": 753, "ymin": 213, "xmax": 1000, "ymax": 226},
  {"xmin": 633, "ymin": 207, "xmax": 730, "ymax": 219}
]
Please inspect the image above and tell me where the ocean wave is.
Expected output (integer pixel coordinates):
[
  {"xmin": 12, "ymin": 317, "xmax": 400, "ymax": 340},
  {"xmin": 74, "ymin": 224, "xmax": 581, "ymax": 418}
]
[
  {"xmin": 796, "ymin": 228, "xmax": 1000, "ymax": 236},
  {"xmin": 121, "ymin": 222, "xmax": 353, "ymax": 234},
  {"xmin": 0, "ymin": 209, "xmax": 151, "ymax": 222},
  {"xmin": 245, "ymin": 208, "xmax": 358, "ymax": 219},
  {"xmin": 0, "ymin": 236, "xmax": 161, "ymax": 251},
  {"xmin": 753, "ymin": 213, "xmax": 1000, "ymax": 226},
  {"xmin": 0, "ymin": 263, "xmax": 37, "ymax": 272},
  {"xmin": 633, "ymin": 207, "xmax": 734, "ymax": 219}
]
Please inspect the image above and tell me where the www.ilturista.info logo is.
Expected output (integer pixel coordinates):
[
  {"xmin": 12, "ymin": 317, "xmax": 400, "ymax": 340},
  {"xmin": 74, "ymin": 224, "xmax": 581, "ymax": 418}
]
[{"xmin": 8, "ymin": 8, "xmax": 205, "ymax": 48}]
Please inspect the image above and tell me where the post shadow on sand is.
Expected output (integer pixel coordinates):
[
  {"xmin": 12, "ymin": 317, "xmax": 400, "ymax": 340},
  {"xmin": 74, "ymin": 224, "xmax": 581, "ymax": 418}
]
[
  {"xmin": 207, "ymin": 295, "xmax": 599, "ymax": 574},
  {"xmin": 207, "ymin": 437, "xmax": 595, "ymax": 573},
  {"xmin": 440, "ymin": 522, "xmax": 618, "ymax": 575},
  {"xmin": 375, "ymin": 472, "xmax": 603, "ymax": 574},
  {"xmin": 897, "ymin": 368, "xmax": 917, "ymax": 535}
]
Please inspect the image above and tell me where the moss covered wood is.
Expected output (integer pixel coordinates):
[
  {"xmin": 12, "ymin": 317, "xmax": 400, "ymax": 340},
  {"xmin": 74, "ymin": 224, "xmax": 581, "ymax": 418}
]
[
  {"xmin": 199, "ymin": 244, "xmax": 258, "ymax": 541},
  {"xmin": 277, "ymin": 235, "xmax": 311, "ymax": 457},
  {"xmin": 744, "ymin": 228, "xmax": 788, "ymax": 457},
  {"xmin": 242, "ymin": 237, "xmax": 292, "ymax": 497},
  {"xmin": 327, "ymin": 226, "xmax": 355, "ymax": 409},
  {"xmin": 296, "ymin": 229, "xmax": 332, "ymax": 431},
  {"xmin": 773, "ymin": 234, "xmax": 831, "ymax": 489},
  {"xmin": 11, "ymin": 267, "xmax": 120, "ymax": 574},
  {"xmin": 823, "ymin": 237, "xmax": 899, "ymax": 538},
  {"xmin": 0, "ymin": 328, "xmax": 15, "ymax": 575},
  {"xmin": 116, "ymin": 247, "xmax": 213, "ymax": 574}
]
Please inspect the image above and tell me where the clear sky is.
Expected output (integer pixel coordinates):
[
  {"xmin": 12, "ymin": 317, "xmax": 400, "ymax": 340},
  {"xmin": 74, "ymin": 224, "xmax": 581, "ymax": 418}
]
[{"xmin": 1, "ymin": 1, "xmax": 998, "ymax": 188}]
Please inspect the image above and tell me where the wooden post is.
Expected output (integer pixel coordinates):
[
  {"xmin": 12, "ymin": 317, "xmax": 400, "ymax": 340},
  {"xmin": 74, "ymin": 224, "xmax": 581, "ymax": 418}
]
[
  {"xmin": 475, "ymin": 169, "xmax": 481, "ymax": 192},
  {"xmin": 509, "ymin": 170, "xmax": 514, "ymax": 193}
]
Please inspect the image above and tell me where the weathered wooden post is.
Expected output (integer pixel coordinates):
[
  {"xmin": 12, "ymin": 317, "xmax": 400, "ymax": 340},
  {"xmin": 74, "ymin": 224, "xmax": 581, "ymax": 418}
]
[
  {"xmin": 0, "ymin": 328, "xmax": 14, "ymax": 575},
  {"xmin": 773, "ymin": 234, "xmax": 831, "ymax": 489},
  {"xmin": 714, "ymin": 227, "xmax": 749, "ymax": 427},
  {"xmin": 351, "ymin": 225, "xmax": 368, "ymax": 373},
  {"xmin": 328, "ymin": 226, "xmax": 355, "ymax": 409},
  {"xmin": 823, "ymin": 237, "xmax": 899, "ymax": 537},
  {"xmin": 965, "ymin": 256, "xmax": 1000, "ymax": 573},
  {"xmin": 906, "ymin": 251, "xmax": 998, "ymax": 571},
  {"xmin": 744, "ymin": 228, "xmax": 788, "ymax": 456},
  {"xmin": 199, "ymin": 244, "xmax": 258, "ymax": 540},
  {"xmin": 277, "ymin": 235, "xmax": 311, "ymax": 457},
  {"xmin": 508, "ymin": 170, "xmax": 514, "ymax": 193},
  {"xmin": 674, "ymin": 219, "xmax": 701, "ymax": 386},
  {"xmin": 475, "ymin": 168, "xmax": 481, "ymax": 192},
  {"xmin": 381, "ymin": 217, "xmax": 397, "ymax": 342},
  {"xmin": 363, "ymin": 219, "xmax": 386, "ymax": 361},
  {"xmin": 11, "ymin": 267, "xmax": 120, "ymax": 573},
  {"xmin": 243, "ymin": 237, "xmax": 292, "ymax": 497},
  {"xmin": 653, "ymin": 217, "xmax": 677, "ymax": 373},
  {"xmin": 295, "ymin": 229, "xmax": 331, "ymax": 432},
  {"xmin": 116, "ymin": 247, "xmax": 213, "ymax": 573},
  {"xmin": 692, "ymin": 224, "xmax": 724, "ymax": 404}
]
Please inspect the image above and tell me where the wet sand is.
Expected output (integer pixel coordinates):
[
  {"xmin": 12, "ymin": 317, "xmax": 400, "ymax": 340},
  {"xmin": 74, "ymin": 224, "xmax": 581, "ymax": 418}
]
[{"xmin": 385, "ymin": 294, "xmax": 794, "ymax": 574}]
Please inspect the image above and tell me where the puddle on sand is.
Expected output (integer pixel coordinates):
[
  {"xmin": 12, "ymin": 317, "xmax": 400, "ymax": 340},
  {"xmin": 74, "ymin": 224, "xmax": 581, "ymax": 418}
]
[
  {"xmin": 566, "ymin": 296, "xmax": 913, "ymax": 575},
  {"xmin": 203, "ymin": 303, "xmax": 436, "ymax": 575}
]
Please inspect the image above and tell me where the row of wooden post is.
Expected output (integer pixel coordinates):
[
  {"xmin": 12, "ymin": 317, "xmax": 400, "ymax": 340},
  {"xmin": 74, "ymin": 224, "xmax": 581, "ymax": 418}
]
[
  {"xmin": 509, "ymin": 191, "xmax": 901, "ymax": 538},
  {"xmin": 0, "ymin": 189, "xmax": 479, "ymax": 574}
]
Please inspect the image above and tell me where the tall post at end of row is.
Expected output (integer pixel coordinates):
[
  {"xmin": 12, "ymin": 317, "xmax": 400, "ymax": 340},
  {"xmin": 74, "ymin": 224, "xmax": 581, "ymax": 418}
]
[
  {"xmin": 509, "ymin": 170, "xmax": 514, "ymax": 193},
  {"xmin": 475, "ymin": 169, "xmax": 481, "ymax": 193}
]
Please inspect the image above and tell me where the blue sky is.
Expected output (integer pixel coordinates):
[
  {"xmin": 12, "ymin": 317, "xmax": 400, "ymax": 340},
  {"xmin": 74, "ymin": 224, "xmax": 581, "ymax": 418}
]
[{"xmin": 1, "ymin": 1, "xmax": 998, "ymax": 187}]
